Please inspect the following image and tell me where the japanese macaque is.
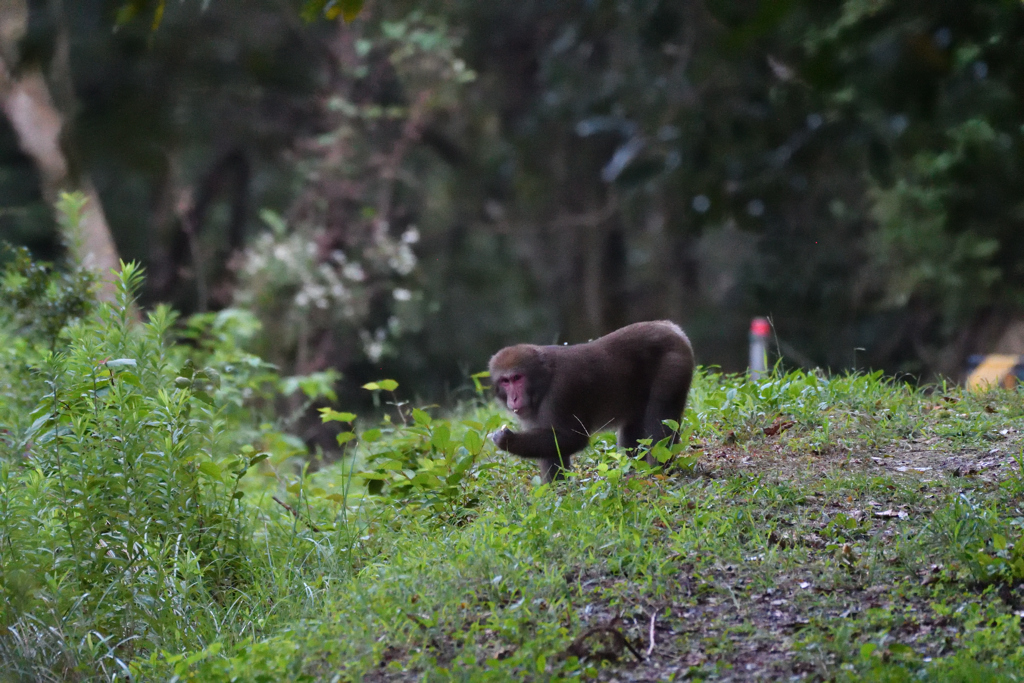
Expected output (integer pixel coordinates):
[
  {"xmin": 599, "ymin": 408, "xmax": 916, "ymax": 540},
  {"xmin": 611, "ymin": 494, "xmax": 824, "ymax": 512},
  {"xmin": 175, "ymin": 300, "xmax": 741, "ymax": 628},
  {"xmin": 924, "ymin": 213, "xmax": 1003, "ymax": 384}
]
[{"xmin": 489, "ymin": 321, "xmax": 694, "ymax": 482}]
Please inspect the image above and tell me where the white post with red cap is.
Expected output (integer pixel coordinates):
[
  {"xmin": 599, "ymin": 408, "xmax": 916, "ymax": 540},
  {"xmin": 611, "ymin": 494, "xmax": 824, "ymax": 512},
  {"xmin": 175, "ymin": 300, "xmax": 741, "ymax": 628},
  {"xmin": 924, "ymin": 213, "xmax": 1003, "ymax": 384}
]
[{"xmin": 749, "ymin": 317, "xmax": 770, "ymax": 380}]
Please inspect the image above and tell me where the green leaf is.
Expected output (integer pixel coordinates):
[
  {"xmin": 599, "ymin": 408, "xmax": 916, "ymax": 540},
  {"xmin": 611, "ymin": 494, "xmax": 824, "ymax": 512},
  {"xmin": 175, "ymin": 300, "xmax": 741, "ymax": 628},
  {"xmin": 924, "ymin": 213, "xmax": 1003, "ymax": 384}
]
[
  {"xmin": 259, "ymin": 209, "xmax": 288, "ymax": 236},
  {"xmin": 198, "ymin": 461, "xmax": 223, "ymax": 481},
  {"xmin": 860, "ymin": 643, "xmax": 877, "ymax": 658},
  {"xmin": 993, "ymin": 533, "xmax": 1008, "ymax": 551},
  {"xmin": 192, "ymin": 392, "xmax": 215, "ymax": 407},
  {"xmin": 324, "ymin": 0, "xmax": 363, "ymax": 21},
  {"xmin": 336, "ymin": 431, "xmax": 356, "ymax": 445},
  {"xmin": 362, "ymin": 379, "xmax": 398, "ymax": 391},
  {"xmin": 118, "ymin": 372, "xmax": 142, "ymax": 387},
  {"xmin": 887, "ymin": 643, "xmax": 913, "ymax": 656},
  {"xmin": 412, "ymin": 408, "xmax": 431, "ymax": 425},
  {"xmin": 431, "ymin": 424, "xmax": 450, "ymax": 450},
  {"xmin": 453, "ymin": 453, "xmax": 475, "ymax": 476},
  {"xmin": 300, "ymin": 0, "xmax": 328, "ymax": 22},
  {"xmin": 470, "ymin": 371, "xmax": 490, "ymax": 393},
  {"xmin": 320, "ymin": 408, "xmax": 357, "ymax": 423},
  {"xmin": 463, "ymin": 430, "xmax": 483, "ymax": 452},
  {"xmin": 249, "ymin": 453, "xmax": 269, "ymax": 467},
  {"xmin": 105, "ymin": 358, "xmax": 137, "ymax": 369},
  {"xmin": 362, "ymin": 428, "xmax": 382, "ymax": 443}
]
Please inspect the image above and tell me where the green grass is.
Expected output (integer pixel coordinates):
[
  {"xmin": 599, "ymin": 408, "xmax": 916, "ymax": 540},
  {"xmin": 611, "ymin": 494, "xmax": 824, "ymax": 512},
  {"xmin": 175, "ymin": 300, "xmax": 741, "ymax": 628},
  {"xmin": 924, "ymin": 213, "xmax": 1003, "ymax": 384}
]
[{"xmin": 5, "ymin": 260, "xmax": 1024, "ymax": 681}]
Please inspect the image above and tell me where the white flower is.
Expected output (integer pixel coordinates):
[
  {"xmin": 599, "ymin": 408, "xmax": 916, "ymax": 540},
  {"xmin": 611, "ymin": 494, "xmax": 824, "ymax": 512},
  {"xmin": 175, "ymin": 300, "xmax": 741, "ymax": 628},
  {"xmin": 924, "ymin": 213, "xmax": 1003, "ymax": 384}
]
[
  {"xmin": 401, "ymin": 227, "xmax": 420, "ymax": 244},
  {"xmin": 342, "ymin": 262, "xmax": 366, "ymax": 282},
  {"xmin": 389, "ymin": 244, "xmax": 417, "ymax": 275},
  {"xmin": 393, "ymin": 288, "xmax": 412, "ymax": 301},
  {"xmin": 360, "ymin": 328, "xmax": 387, "ymax": 362}
]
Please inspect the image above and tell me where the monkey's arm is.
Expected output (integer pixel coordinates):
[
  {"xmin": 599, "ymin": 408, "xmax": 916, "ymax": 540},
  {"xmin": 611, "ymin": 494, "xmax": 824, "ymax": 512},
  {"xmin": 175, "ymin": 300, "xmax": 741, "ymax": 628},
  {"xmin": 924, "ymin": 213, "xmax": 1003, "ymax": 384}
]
[{"xmin": 491, "ymin": 425, "xmax": 590, "ymax": 462}]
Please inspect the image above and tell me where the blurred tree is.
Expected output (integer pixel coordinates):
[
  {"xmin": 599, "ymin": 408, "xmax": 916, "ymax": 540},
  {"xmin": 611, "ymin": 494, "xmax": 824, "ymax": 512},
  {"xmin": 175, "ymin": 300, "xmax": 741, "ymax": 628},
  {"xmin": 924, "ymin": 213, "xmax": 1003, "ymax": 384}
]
[
  {"xmin": 4, "ymin": 0, "xmax": 1024, "ymax": 398},
  {"xmin": 0, "ymin": 0, "xmax": 118, "ymax": 299},
  {"xmin": 796, "ymin": 0, "xmax": 1024, "ymax": 375}
]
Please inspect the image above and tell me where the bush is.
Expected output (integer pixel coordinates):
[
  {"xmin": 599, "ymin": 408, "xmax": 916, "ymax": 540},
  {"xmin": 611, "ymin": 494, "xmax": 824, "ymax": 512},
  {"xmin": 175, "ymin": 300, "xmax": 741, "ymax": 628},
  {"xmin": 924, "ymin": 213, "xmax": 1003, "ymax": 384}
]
[{"xmin": 0, "ymin": 261, "xmax": 271, "ymax": 679}]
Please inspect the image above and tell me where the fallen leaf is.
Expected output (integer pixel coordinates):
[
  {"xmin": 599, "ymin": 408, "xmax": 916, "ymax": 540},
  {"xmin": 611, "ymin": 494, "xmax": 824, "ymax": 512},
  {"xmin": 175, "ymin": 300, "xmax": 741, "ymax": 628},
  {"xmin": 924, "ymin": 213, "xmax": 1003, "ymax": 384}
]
[{"xmin": 763, "ymin": 418, "xmax": 796, "ymax": 437}]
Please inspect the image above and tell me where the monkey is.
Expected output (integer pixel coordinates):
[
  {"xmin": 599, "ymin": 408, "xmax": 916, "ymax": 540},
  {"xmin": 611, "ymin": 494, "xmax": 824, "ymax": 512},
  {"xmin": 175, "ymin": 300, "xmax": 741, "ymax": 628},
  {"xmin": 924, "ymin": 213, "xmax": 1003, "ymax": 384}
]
[{"xmin": 489, "ymin": 321, "xmax": 694, "ymax": 482}]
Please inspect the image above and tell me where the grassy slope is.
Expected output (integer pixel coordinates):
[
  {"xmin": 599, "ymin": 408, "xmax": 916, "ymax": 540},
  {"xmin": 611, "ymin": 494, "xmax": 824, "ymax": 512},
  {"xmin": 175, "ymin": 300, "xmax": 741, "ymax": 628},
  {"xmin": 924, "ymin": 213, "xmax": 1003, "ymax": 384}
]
[{"xmin": 146, "ymin": 370, "xmax": 1024, "ymax": 682}]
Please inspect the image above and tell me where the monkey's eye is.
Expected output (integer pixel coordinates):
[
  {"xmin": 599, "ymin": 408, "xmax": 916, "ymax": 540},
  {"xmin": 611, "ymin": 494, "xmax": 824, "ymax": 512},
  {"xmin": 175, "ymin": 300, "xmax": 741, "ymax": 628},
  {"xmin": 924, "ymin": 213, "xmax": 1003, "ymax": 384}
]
[{"xmin": 510, "ymin": 374, "xmax": 523, "ymax": 382}]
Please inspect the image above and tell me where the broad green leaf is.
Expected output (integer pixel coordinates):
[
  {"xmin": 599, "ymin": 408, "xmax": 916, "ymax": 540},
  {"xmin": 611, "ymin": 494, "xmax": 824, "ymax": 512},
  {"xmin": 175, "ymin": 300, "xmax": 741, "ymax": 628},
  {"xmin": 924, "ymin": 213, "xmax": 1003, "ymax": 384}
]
[
  {"xmin": 320, "ymin": 408, "xmax": 357, "ymax": 423},
  {"xmin": 198, "ymin": 461, "xmax": 223, "ymax": 480},
  {"xmin": 363, "ymin": 379, "xmax": 398, "ymax": 391},
  {"xmin": 431, "ymin": 424, "xmax": 450, "ymax": 450},
  {"xmin": 463, "ymin": 430, "xmax": 483, "ymax": 452},
  {"xmin": 192, "ymin": 392, "xmax": 215, "ymax": 407}
]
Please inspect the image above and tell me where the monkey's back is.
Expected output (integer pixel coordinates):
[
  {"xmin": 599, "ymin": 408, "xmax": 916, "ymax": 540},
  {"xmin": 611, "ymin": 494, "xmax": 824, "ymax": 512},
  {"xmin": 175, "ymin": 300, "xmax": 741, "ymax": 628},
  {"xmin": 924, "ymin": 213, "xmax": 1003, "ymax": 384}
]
[{"xmin": 543, "ymin": 321, "xmax": 693, "ymax": 430}]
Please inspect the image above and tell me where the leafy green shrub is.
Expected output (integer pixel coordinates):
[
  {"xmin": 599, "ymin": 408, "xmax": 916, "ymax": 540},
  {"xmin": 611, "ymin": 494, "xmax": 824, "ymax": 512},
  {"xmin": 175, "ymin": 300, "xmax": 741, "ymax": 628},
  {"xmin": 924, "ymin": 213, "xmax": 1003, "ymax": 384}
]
[
  {"xmin": 968, "ymin": 531, "xmax": 1024, "ymax": 587},
  {"xmin": 318, "ymin": 380, "xmax": 501, "ymax": 523},
  {"xmin": 0, "ymin": 262, "xmax": 272, "ymax": 678},
  {"xmin": 0, "ymin": 244, "xmax": 95, "ymax": 347}
]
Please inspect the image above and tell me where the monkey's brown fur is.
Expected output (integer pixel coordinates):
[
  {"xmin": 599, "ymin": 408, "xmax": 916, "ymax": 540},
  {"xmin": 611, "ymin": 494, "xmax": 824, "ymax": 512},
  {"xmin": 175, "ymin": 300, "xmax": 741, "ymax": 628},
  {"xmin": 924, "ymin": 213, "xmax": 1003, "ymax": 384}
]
[{"xmin": 489, "ymin": 321, "xmax": 694, "ymax": 482}]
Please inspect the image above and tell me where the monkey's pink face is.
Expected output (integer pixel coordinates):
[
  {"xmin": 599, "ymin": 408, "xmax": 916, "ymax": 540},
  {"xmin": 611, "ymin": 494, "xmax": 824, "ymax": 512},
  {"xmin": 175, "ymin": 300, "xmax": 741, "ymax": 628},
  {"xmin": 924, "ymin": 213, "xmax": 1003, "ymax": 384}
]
[{"xmin": 497, "ymin": 373, "xmax": 528, "ymax": 413}]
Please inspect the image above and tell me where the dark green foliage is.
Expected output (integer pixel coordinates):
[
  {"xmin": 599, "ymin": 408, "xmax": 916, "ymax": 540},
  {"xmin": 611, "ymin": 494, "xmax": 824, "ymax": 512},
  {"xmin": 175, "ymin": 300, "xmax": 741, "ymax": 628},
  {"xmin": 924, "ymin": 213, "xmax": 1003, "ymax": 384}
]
[{"xmin": 0, "ymin": 245, "xmax": 94, "ymax": 346}]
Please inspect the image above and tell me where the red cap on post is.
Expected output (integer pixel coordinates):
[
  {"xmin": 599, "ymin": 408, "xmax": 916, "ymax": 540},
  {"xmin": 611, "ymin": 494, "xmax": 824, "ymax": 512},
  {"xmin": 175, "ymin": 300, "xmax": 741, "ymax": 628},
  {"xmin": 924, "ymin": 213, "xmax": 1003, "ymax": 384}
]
[{"xmin": 751, "ymin": 317, "xmax": 770, "ymax": 338}]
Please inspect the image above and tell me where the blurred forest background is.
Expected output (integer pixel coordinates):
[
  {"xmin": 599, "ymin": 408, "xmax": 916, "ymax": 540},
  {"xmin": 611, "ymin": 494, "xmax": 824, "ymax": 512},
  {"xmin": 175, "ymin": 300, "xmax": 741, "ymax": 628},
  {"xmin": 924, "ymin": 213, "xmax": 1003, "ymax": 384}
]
[{"xmin": 3, "ymin": 0, "xmax": 1023, "ymax": 408}]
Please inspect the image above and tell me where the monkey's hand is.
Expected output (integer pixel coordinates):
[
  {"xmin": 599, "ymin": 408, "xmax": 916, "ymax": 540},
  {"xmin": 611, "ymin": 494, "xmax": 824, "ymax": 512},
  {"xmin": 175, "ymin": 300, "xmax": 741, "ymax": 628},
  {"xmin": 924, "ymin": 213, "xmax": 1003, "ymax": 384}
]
[{"xmin": 490, "ymin": 426, "xmax": 514, "ymax": 450}]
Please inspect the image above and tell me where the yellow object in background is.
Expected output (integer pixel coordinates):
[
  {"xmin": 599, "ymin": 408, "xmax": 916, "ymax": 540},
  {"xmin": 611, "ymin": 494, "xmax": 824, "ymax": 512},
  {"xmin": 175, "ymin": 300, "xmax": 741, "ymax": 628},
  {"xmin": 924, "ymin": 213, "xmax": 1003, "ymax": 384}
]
[{"xmin": 966, "ymin": 354, "xmax": 1020, "ymax": 390}]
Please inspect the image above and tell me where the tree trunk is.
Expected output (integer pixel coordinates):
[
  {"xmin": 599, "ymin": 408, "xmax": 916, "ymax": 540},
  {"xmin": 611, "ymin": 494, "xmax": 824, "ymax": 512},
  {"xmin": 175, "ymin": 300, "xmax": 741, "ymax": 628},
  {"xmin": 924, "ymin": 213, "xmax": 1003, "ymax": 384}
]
[{"xmin": 0, "ymin": 1, "xmax": 119, "ymax": 300}]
